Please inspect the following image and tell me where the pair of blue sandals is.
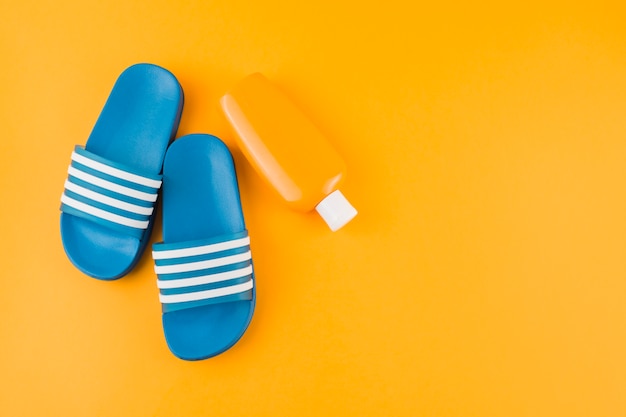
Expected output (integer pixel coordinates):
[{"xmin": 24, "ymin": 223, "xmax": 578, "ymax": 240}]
[{"xmin": 60, "ymin": 64, "xmax": 254, "ymax": 361}]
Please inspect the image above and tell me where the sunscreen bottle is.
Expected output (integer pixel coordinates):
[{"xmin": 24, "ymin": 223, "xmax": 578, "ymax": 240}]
[{"xmin": 220, "ymin": 73, "xmax": 357, "ymax": 231}]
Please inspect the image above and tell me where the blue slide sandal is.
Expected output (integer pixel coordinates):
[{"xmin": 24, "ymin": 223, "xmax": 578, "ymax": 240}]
[
  {"xmin": 152, "ymin": 134, "xmax": 255, "ymax": 360},
  {"xmin": 60, "ymin": 63, "xmax": 183, "ymax": 280}
]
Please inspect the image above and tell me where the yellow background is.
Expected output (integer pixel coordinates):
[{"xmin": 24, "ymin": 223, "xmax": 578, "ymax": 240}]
[{"xmin": 2, "ymin": 1, "xmax": 626, "ymax": 415}]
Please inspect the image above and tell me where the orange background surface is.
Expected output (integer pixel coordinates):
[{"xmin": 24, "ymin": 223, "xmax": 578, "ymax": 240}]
[{"xmin": 2, "ymin": 1, "xmax": 626, "ymax": 416}]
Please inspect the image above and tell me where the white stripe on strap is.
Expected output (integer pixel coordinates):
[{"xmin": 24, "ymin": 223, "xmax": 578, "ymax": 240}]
[
  {"xmin": 157, "ymin": 265, "xmax": 253, "ymax": 289},
  {"xmin": 64, "ymin": 180, "xmax": 154, "ymax": 216},
  {"xmin": 61, "ymin": 194, "xmax": 149, "ymax": 229},
  {"xmin": 152, "ymin": 236, "xmax": 251, "ymax": 260},
  {"xmin": 154, "ymin": 251, "xmax": 252, "ymax": 274},
  {"xmin": 68, "ymin": 166, "xmax": 157, "ymax": 202},
  {"xmin": 72, "ymin": 151, "xmax": 162, "ymax": 188},
  {"xmin": 159, "ymin": 279, "xmax": 254, "ymax": 304}
]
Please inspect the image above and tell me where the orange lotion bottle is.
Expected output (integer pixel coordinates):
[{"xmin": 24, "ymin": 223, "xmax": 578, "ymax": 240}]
[{"xmin": 220, "ymin": 73, "xmax": 357, "ymax": 231}]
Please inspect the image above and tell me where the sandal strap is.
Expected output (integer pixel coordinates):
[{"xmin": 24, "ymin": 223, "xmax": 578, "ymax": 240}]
[
  {"xmin": 152, "ymin": 230, "xmax": 254, "ymax": 313},
  {"xmin": 60, "ymin": 146, "xmax": 162, "ymax": 239}
]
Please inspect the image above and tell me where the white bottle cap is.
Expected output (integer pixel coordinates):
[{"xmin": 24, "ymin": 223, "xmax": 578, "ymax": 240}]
[{"xmin": 315, "ymin": 190, "xmax": 358, "ymax": 231}]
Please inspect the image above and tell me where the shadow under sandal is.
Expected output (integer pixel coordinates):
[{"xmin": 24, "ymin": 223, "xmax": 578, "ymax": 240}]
[
  {"xmin": 60, "ymin": 63, "xmax": 183, "ymax": 280},
  {"xmin": 152, "ymin": 134, "xmax": 255, "ymax": 361}
]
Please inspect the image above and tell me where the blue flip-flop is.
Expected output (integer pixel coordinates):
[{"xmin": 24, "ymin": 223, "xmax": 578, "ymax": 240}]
[
  {"xmin": 151, "ymin": 134, "xmax": 255, "ymax": 360},
  {"xmin": 60, "ymin": 63, "xmax": 183, "ymax": 280}
]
